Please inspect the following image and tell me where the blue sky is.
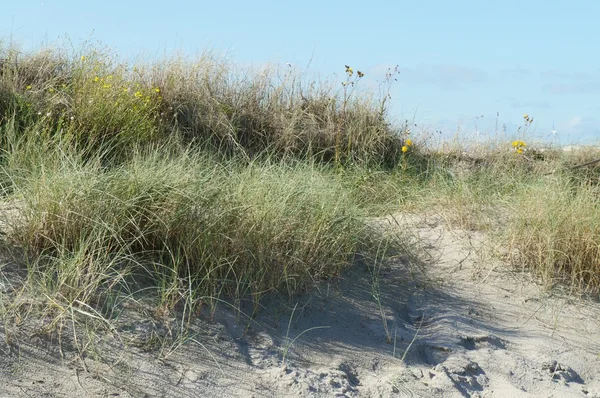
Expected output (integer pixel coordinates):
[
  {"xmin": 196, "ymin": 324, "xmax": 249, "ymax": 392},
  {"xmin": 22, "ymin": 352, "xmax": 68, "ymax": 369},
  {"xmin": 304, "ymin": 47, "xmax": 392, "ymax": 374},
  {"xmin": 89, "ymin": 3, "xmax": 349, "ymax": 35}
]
[{"xmin": 1, "ymin": 0, "xmax": 599, "ymax": 144}]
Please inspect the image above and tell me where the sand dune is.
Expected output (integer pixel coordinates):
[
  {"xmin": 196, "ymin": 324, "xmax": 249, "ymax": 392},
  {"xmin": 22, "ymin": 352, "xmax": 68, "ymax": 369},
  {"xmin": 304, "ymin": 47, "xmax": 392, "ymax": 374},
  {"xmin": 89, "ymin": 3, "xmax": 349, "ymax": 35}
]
[{"xmin": 1, "ymin": 213, "xmax": 599, "ymax": 397}]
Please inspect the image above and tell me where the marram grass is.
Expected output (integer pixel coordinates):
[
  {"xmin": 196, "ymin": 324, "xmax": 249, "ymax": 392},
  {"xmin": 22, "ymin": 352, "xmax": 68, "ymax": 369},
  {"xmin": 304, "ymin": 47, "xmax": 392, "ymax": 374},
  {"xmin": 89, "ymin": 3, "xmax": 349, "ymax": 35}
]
[{"xmin": 0, "ymin": 43, "xmax": 599, "ymax": 355}]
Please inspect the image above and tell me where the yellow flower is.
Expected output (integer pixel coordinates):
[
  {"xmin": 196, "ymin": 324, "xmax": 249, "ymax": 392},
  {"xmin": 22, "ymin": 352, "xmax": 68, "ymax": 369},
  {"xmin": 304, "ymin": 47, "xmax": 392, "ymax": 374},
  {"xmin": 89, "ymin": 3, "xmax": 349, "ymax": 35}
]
[
  {"xmin": 402, "ymin": 146, "xmax": 408, "ymax": 153},
  {"xmin": 523, "ymin": 114, "xmax": 529, "ymax": 120},
  {"xmin": 93, "ymin": 76, "xmax": 100, "ymax": 82},
  {"xmin": 48, "ymin": 87, "xmax": 55, "ymax": 93},
  {"xmin": 103, "ymin": 83, "xmax": 111, "ymax": 89},
  {"xmin": 134, "ymin": 91, "xmax": 143, "ymax": 98},
  {"xmin": 406, "ymin": 138, "xmax": 413, "ymax": 146},
  {"xmin": 80, "ymin": 56, "xmax": 86, "ymax": 61},
  {"xmin": 25, "ymin": 85, "xmax": 32, "ymax": 90},
  {"xmin": 357, "ymin": 71, "xmax": 364, "ymax": 78},
  {"xmin": 512, "ymin": 140, "xmax": 527, "ymax": 154},
  {"xmin": 106, "ymin": 75, "xmax": 113, "ymax": 80},
  {"xmin": 154, "ymin": 87, "xmax": 160, "ymax": 93},
  {"xmin": 345, "ymin": 65, "xmax": 353, "ymax": 76}
]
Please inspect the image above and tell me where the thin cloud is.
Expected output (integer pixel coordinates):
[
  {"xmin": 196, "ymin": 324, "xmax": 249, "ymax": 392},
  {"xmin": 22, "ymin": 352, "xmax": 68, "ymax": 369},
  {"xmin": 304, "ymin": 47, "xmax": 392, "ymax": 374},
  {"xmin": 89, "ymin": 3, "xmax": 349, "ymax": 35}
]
[
  {"xmin": 398, "ymin": 64, "xmax": 488, "ymax": 91},
  {"xmin": 569, "ymin": 116, "xmax": 582, "ymax": 127},
  {"xmin": 557, "ymin": 116, "xmax": 598, "ymax": 137},
  {"xmin": 541, "ymin": 70, "xmax": 595, "ymax": 80},
  {"xmin": 542, "ymin": 81, "xmax": 600, "ymax": 94},
  {"xmin": 501, "ymin": 68, "xmax": 530, "ymax": 78},
  {"xmin": 510, "ymin": 99, "xmax": 552, "ymax": 109}
]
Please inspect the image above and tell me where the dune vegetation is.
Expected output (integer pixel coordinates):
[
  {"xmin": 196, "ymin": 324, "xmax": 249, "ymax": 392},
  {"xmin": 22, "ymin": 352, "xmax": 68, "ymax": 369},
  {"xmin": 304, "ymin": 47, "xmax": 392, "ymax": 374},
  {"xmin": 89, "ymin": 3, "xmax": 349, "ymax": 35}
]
[{"xmin": 0, "ymin": 43, "xmax": 599, "ymax": 350}]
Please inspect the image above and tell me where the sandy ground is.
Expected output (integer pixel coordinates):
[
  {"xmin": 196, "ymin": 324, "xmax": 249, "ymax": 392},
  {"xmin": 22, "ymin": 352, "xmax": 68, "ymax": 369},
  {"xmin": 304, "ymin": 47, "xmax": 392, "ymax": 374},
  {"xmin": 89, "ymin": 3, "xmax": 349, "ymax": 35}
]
[{"xmin": 1, "ymin": 213, "xmax": 600, "ymax": 397}]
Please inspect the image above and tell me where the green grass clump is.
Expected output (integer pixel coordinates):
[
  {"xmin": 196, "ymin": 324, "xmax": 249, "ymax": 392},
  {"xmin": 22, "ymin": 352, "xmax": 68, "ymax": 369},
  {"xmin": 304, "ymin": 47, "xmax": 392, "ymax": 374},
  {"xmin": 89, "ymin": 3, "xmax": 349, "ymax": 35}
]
[
  {"xmin": 506, "ymin": 172, "xmax": 600, "ymax": 293},
  {"xmin": 0, "ymin": 44, "xmax": 405, "ymax": 166},
  {"xmin": 3, "ymin": 139, "xmax": 364, "ymax": 313},
  {"xmin": 67, "ymin": 55, "xmax": 163, "ymax": 154}
]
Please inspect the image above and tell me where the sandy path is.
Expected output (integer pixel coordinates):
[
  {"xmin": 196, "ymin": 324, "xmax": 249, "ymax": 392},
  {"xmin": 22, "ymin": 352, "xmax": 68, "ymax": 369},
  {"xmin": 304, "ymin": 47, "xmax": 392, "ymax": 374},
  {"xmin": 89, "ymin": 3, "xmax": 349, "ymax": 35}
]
[{"xmin": 1, "ymin": 213, "xmax": 599, "ymax": 397}]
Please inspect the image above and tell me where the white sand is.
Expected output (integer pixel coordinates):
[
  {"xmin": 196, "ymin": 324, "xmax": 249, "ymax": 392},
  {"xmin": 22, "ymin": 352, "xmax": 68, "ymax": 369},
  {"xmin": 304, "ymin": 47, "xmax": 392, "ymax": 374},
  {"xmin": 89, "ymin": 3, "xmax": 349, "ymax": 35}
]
[{"xmin": 1, "ymin": 213, "xmax": 599, "ymax": 397}]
